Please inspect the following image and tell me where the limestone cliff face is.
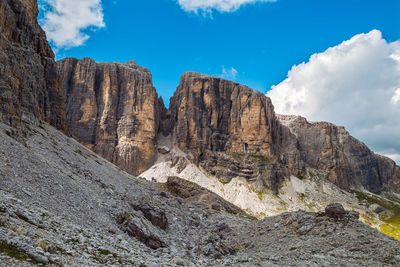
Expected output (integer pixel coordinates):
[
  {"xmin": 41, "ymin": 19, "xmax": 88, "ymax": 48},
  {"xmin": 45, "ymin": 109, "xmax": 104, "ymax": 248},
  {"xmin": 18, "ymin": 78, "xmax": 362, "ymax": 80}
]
[
  {"xmin": 57, "ymin": 58, "xmax": 161, "ymax": 175},
  {"xmin": 56, "ymin": 63, "xmax": 399, "ymax": 193},
  {"xmin": 165, "ymin": 72, "xmax": 399, "ymax": 193},
  {"xmin": 166, "ymin": 72, "xmax": 303, "ymax": 193},
  {"xmin": 278, "ymin": 115, "xmax": 400, "ymax": 192},
  {"xmin": 169, "ymin": 72, "xmax": 280, "ymax": 156},
  {"xmin": 0, "ymin": 0, "xmax": 65, "ymax": 130}
]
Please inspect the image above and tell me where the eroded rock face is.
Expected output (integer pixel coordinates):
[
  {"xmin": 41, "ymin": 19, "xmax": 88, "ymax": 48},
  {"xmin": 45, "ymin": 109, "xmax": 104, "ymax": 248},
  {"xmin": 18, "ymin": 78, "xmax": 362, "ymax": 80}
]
[
  {"xmin": 278, "ymin": 115, "xmax": 400, "ymax": 192},
  {"xmin": 168, "ymin": 72, "xmax": 280, "ymax": 156},
  {"xmin": 0, "ymin": 0, "xmax": 65, "ymax": 130},
  {"xmin": 57, "ymin": 58, "xmax": 162, "ymax": 175},
  {"xmin": 164, "ymin": 72, "xmax": 399, "ymax": 194},
  {"xmin": 166, "ymin": 72, "xmax": 296, "ymax": 192}
]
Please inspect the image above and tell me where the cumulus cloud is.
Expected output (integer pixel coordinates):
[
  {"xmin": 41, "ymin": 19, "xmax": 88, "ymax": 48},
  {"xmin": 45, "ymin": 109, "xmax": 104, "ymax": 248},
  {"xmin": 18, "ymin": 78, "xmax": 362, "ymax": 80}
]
[
  {"xmin": 40, "ymin": 0, "xmax": 105, "ymax": 49},
  {"xmin": 177, "ymin": 0, "xmax": 275, "ymax": 14},
  {"xmin": 218, "ymin": 66, "xmax": 238, "ymax": 80},
  {"xmin": 267, "ymin": 30, "xmax": 400, "ymax": 164}
]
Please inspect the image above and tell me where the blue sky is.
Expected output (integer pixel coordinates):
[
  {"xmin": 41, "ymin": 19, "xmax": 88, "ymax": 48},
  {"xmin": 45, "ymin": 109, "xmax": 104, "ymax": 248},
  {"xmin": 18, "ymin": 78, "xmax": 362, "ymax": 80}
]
[{"xmin": 39, "ymin": 0, "xmax": 400, "ymax": 105}]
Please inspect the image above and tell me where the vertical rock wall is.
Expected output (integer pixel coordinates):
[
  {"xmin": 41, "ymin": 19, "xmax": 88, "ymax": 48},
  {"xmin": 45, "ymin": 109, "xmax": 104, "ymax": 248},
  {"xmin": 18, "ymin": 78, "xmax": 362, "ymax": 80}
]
[
  {"xmin": 0, "ymin": 0, "xmax": 65, "ymax": 130},
  {"xmin": 58, "ymin": 58, "xmax": 161, "ymax": 175}
]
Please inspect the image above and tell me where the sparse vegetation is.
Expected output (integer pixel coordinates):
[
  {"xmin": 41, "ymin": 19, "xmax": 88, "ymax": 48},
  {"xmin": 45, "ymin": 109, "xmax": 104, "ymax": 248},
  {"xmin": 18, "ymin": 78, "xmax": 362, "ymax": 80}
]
[
  {"xmin": 0, "ymin": 241, "xmax": 41, "ymax": 265},
  {"xmin": 351, "ymin": 190, "xmax": 400, "ymax": 240}
]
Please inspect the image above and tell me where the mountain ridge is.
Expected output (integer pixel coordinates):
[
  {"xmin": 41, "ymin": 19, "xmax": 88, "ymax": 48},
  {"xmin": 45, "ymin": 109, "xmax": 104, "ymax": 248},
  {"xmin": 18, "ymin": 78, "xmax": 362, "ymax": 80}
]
[{"xmin": 57, "ymin": 57, "xmax": 400, "ymax": 195}]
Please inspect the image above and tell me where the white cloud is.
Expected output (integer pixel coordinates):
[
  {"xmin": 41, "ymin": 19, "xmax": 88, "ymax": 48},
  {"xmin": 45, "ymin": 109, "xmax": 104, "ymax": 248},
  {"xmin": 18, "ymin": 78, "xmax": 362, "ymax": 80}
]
[
  {"xmin": 219, "ymin": 66, "xmax": 238, "ymax": 80},
  {"xmin": 177, "ymin": 0, "xmax": 275, "ymax": 14},
  {"xmin": 40, "ymin": 0, "xmax": 105, "ymax": 49},
  {"xmin": 267, "ymin": 30, "xmax": 400, "ymax": 164},
  {"xmin": 391, "ymin": 88, "xmax": 400, "ymax": 106}
]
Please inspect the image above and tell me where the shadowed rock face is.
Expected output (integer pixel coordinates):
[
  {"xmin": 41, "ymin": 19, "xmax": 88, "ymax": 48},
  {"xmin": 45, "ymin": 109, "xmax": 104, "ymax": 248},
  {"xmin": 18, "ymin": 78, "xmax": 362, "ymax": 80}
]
[
  {"xmin": 57, "ymin": 57, "xmax": 162, "ymax": 175},
  {"xmin": 0, "ymin": 0, "xmax": 65, "ymax": 130},
  {"xmin": 278, "ymin": 115, "xmax": 400, "ymax": 192}
]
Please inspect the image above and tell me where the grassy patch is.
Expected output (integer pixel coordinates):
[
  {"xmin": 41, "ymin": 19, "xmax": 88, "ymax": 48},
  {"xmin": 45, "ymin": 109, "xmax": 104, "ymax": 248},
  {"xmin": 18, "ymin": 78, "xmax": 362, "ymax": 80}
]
[
  {"xmin": 351, "ymin": 190, "xmax": 400, "ymax": 214},
  {"xmin": 256, "ymin": 191, "xmax": 264, "ymax": 200},
  {"xmin": 380, "ymin": 217, "xmax": 400, "ymax": 240},
  {"xmin": 351, "ymin": 190, "xmax": 400, "ymax": 240},
  {"xmin": 0, "ymin": 241, "xmax": 41, "ymax": 265}
]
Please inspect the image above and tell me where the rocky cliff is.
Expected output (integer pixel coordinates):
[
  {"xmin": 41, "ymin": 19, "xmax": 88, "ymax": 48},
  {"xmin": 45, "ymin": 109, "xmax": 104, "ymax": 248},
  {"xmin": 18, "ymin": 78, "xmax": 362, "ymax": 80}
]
[
  {"xmin": 165, "ymin": 72, "xmax": 302, "ymax": 192},
  {"xmin": 57, "ymin": 65, "xmax": 400, "ymax": 193},
  {"xmin": 168, "ymin": 72, "xmax": 280, "ymax": 156},
  {"xmin": 164, "ymin": 72, "xmax": 400, "ymax": 194},
  {"xmin": 57, "ymin": 58, "xmax": 162, "ymax": 175},
  {"xmin": 278, "ymin": 115, "xmax": 400, "ymax": 192},
  {"xmin": 0, "ymin": 0, "xmax": 65, "ymax": 130}
]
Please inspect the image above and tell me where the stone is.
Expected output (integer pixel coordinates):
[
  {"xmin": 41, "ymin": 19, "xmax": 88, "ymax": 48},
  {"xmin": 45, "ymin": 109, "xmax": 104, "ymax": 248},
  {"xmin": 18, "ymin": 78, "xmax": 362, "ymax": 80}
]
[
  {"xmin": 278, "ymin": 115, "xmax": 400, "ymax": 193},
  {"xmin": 57, "ymin": 57, "xmax": 164, "ymax": 175},
  {"xmin": 27, "ymin": 252, "xmax": 49, "ymax": 264},
  {"xmin": 115, "ymin": 212, "xmax": 164, "ymax": 250},
  {"xmin": 237, "ymin": 253, "xmax": 249, "ymax": 262},
  {"xmin": 130, "ymin": 202, "xmax": 168, "ymax": 230},
  {"xmin": 157, "ymin": 146, "xmax": 170, "ymax": 154},
  {"xmin": 297, "ymin": 223, "xmax": 314, "ymax": 235},
  {"xmin": 347, "ymin": 211, "xmax": 360, "ymax": 220},
  {"xmin": 325, "ymin": 203, "xmax": 347, "ymax": 219},
  {"xmin": 369, "ymin": 204, "xmax": 385, "ymax": 214}
]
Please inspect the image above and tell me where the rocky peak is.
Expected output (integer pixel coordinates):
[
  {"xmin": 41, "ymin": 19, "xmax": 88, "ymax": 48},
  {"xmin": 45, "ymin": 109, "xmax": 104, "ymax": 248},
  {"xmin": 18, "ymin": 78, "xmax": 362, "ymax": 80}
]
[
  {"xmin": 126, "ymin": 60, "xmax": 137, "ymax": 65},
  {"xmin": 164, "ymin": 73, "xmax": 400, "ymax": 194},
  {"xmin": 57, "ymin": 57, "xmax": 161, "ymax": 175},
  {"xmin": 0, "ymin": 0, "xmax": 64, "ymax": 130},
  {"xmin": 277, "ymin": 114, "xmax": 400, "ymax": 192},
  {"xmin": 169, "ymin": 71, "xmax": 279, "ymax": 156}
]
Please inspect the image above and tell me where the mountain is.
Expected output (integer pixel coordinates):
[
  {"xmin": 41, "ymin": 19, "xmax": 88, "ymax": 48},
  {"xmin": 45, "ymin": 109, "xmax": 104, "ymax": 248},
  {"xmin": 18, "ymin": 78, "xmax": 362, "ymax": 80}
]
[
  {"xmin": 57, "ymin": 57, "xmax": 162, "ymax": 175},
  {"xmin": 0, "ymin": 0, "xmax": 64, "ymax": 131},
  {"xmin": 0, "ymin": 0, "xmax": 400, "ymax": 266},
  {"xmin": 56, "ymin": 49, "xmax": 400, "ymax": 243},
  {"xmin": 58, "ymin": 60, "xmax": 400, "ymax": 195}
]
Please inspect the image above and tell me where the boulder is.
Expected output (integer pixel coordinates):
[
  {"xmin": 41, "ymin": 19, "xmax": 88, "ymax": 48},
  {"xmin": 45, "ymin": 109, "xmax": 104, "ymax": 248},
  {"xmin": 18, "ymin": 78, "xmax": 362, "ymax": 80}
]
[{"xmin": 325, "ymin": 203, "xmax": 347, "ymax": 219}]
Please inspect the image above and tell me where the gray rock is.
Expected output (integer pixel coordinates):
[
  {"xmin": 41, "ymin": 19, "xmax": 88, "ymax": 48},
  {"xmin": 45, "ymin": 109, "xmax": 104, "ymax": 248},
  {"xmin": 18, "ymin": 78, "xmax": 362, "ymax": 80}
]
[
  {"xmin": 369, "ymin": 204, "xmax": 385, "ymax": 214},
  {"xmin": 325, "ymin": 203, "xmax": 347, "ymax": 219},
  {"xmin": 237, "ymin": 253, "xmax": 249, "ymax": 262},
  {"xmin": 158, "ymin": 146, "xmax": 171, "ymax": 154},
  {"xmin": 297, "ymin": 223, "xmax": 314, "ymax": 235}
]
